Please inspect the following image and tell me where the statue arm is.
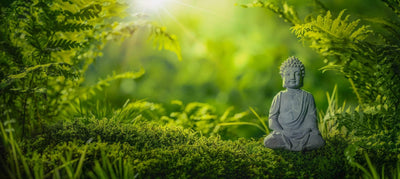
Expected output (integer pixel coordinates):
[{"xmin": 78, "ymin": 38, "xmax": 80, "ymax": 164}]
[
  {"xmin": 269, "ymin": 93, "xmax": 283, "ymax": 131},
  {"xmin": 306, "ymin": 94, "xmax": 319, "ymax": 133}
]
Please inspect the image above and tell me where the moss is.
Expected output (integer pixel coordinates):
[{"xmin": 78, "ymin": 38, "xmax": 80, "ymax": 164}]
[{"xmin": 25, "ymin": 118, "xmax": 358, "ymax": 178}]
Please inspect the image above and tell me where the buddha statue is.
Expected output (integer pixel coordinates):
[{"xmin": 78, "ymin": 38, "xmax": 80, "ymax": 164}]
[{"xmin": 264, "ymin": 56, "xmax": 325, "ymax": 151}]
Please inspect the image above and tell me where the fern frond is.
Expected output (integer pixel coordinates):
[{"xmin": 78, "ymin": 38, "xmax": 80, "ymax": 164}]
[
  {"xmin": 381, "ymin": 0, "xmax": 400, "ymax": 17},
  {"xmin": 291, "ymin": 10, "xmax": 372, "ymax": 57},
  {"xmin": 364, "ymin": 17, "xmax": 400, "ymax": 44},
  {"xmin": 58, "ymin": 23, "xmax": 93, "ymax": 32},
  {"xmin": 313, "ymin": 10, "xmax": 369, "ymax": 41},
  {"xmin": 149, "ymin": 25, "xmax": 182, "ymax": 60},
  {"xmin": 241, "ymin": 0, "xmax": 301, "ymax": 25},
  {"xmin": 81, "ymin": 69, "xmax": 145, "ymax": 99},
  {"xmin": 291, "ymin": 23, "xmax": 312, "ymax": 38},
  {"xmin": 47, "ymin": 39, "xmax": 83, "ymax": 51},
  {"xmin": 1, "ymin": 62, "xmax": 77, "ymax": 91},
  {"xmin": 63, "ymin": 4, "xmax": 102, "ymax": 21},
  {"xmin": 7, "ymin": 62, "xmax": 75, "ymax": 79}
]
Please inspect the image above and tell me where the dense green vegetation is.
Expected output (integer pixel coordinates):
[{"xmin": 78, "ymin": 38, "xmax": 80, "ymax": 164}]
[
  {"xmin": 1, "ymin": 0, "xmax": 400, "ymax": 178},
  {"xmin": 3, "ymin": 118, "xmax": 354, "ymax": 178}
]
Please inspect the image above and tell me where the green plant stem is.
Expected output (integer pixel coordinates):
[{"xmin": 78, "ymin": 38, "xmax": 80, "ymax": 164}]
[
  {"xmin": 218, "ymin": 122, "xmax": 266, "ymax": 133},
  {"xmin": 364, "ymin": 152, "xmax": 379, "ymax": 179},
  {"xmin": 249, "ymin": 107, "xmax": 269, "ymax": 134},
  {"xmin": 348, "ymin": 78, "xmax": 363, "ymax": 110}
]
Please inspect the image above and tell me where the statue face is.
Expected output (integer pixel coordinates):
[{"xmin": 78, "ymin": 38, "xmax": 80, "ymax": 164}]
[{"xmin": 282, "ymin": 67, "xmax": 303, "ymax": 89}]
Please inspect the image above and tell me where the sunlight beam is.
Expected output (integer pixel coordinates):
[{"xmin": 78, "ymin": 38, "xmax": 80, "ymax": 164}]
[
  {"xmin": 169, "ymin": 0, "xmax": 218, "ymax": 16},
  {"xmin": 137, "ymin": 0, "xmax": 170, "ymax": 12}
]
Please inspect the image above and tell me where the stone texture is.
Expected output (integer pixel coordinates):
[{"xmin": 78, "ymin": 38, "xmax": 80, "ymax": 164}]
[{"xmin": 264, "ymin": 57, "xmax": 325, "ymax": 151}]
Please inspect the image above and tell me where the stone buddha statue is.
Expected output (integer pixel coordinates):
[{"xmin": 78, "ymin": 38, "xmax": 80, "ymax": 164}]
[{"xmin": 264, "ymin": 56, "xmax": 325, "ymax": 151}]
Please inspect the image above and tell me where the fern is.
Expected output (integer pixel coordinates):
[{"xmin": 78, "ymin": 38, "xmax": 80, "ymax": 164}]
[
  {"xmin": 241, "ymin": 0, "xmax": 300, "ymax": 25},
  {"xmin": 58, "ymin": 23, "xmax": 93, "ymax": 32},
  {"xmin": 5, "ymin": 63, "xmax": 76, "ymax": 80},
  {"xmin": 382, "ymin": 0, "xmax": 400, "ymax": 17},
  {"xmin": 0, "ymin": 0, "xmax": 180, "ymax": 136},
  {"xmin": 63, "ymin": 4, "xmax": 102, "ymax": 21},
  {"xmin": 80, "ymin": 70, "xmax": 145, "ymax": 100},
  {"xmin": 149, "ymin": 25, "xmax": 182, "ymax": 60},
  {"xmin": 47, "ymin": 39, "xmax": 83, "ymax": 51},
  {"xmin": 291, "ymin": 10, "xmax": 372, "ymax": 58}
]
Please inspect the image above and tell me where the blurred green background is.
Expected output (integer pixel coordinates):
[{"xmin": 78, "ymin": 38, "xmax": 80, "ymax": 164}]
[{"xmin": 83, "ymin": 0, "xmax": 390, "ymax": 123}]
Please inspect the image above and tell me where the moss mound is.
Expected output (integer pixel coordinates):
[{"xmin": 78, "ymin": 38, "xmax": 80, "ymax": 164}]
[{"xmin": 24, "ymin": 118, "xmax": 357, "ymax": 178}]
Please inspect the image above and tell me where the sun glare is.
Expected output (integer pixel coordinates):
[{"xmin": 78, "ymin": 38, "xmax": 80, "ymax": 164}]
[
  {"xmin": 137, "ymin": 0, "xmax": 170, "ymax": 12},
  {"xmin": 130, "ymin": 0, "xmax": 220, "ymax": 41}
]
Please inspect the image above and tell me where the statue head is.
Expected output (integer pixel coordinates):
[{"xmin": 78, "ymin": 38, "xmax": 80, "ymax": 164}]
[{"xmin": 280, "ymin": 56, "xmax": 305, "ymax": 89}]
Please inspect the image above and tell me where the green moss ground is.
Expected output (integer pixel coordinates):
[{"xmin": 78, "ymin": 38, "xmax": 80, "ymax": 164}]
[{"xmin": 22, "ymin": 118, "xmax": 358, "ymax": 178}]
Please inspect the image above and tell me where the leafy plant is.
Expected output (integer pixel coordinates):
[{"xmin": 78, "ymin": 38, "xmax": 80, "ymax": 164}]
[
  {"xmin": 0, "ymin": 0, "xmax": 181, "ymax": 136},
  {"xmin": 345, "ymin": 144, "xmax": 400, "ymax": 179},
  {"xmin": 317, "ymin": 85, "xmax": 347, "ymax": 139},
  {"xmin": 161, "ymin": 100, "xmax": 254, "ymax": 137}
]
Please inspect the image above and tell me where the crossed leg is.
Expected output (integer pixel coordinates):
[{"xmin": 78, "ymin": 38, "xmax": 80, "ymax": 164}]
[{"xmin": 264, "ymin": 132, "xmax": 286, "ymax": 149}]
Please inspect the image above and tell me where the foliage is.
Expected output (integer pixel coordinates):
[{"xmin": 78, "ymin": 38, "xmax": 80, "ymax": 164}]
[
  {"xmin": 162, "ymin": 100, "xmax": 255, "ymax": 137},
  {"xmin": 65, "ymin": 98, "xmax": 266, "ymax": 139},
  {"xmin": 322, "ymin": 86, "xmax": 400, "ymax": 178},
  {"xmin": 242, "ymin": 0, "xmax": 400, "ymax": 173},
  {"xmin": 345, "ymin": 144, "xmax": 400, "ymax": 179},
  {"xmin": 2, "ymin": 0, "xmax": 400, "ymax": 177},
  {"xmin": 0, "ymin": 0, "xmax": 180, "ymax": 136},
  {"xmin": 317, "ymin": 85, "xmax": 346, "ymax": 139}
]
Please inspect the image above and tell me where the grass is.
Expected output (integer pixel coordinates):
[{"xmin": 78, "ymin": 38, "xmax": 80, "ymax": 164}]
[{"xmin": 217, "ymin": 107, "xmax": 270, "ymax": 135}]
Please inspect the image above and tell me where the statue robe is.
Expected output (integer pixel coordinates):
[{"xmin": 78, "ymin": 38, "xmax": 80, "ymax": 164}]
[{"xmin": 264, "ymin": 89, "xmax": 325, "ymax": 151}]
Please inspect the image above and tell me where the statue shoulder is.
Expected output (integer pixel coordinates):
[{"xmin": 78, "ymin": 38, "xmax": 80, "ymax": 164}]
[
  {"xmin": 300, "ymin": 89, "xmax": 312, "ymax": 95},
  {"xmin": 270, "ymin": 91, "xmax": 285, "ymax": 104},
  {"xmin": 273, "ymin": 90, "xmax": 285, "ymax": 98},
  {"xmin": 300, "ymin": 90, "xmax": 315, "ymax": 100}
]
